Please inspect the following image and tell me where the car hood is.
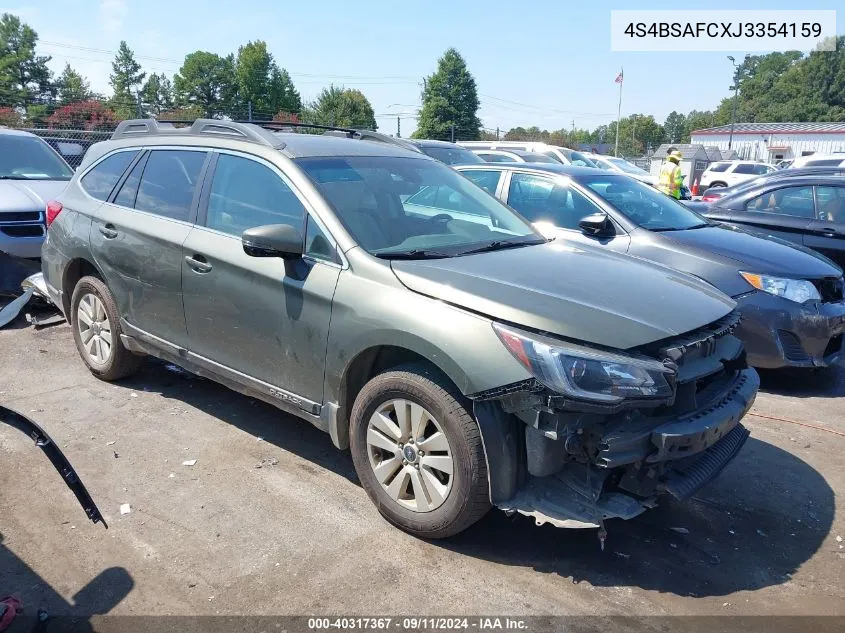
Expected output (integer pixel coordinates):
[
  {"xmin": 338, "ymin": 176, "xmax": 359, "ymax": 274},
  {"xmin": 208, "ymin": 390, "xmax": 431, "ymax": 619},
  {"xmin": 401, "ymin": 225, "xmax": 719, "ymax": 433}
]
[
  {"xmin": 0, "ymin": 179, "xmax": 68, "ymax": 213},
  {"xmin": 630, "ymin": 224, "xmax": 841, "ymax": 296},
  {"xmin": 390, "ymin": 241, "xmax": 736, "ymax": 350}
]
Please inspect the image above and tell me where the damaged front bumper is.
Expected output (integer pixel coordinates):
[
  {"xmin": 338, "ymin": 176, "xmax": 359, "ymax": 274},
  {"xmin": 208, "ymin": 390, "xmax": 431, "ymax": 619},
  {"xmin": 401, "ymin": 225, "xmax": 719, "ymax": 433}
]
[
  {"xmin": 0, "ymin": 405, "xmax": 107, "ymax": 528},
  {"xmin": 472, "ymin": 312, "xmax": 759, "ymax": 529},
  {"xmin": 735, "ymin": 290, "xmax": 845, "ymax": 369}
]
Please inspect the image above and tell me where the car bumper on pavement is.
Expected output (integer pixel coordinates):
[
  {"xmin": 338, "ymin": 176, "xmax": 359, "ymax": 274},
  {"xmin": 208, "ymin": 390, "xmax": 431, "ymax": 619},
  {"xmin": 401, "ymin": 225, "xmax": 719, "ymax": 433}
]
[{"xmin": 735, "ymin": 291, "xmax": 845, "ymax": 369}]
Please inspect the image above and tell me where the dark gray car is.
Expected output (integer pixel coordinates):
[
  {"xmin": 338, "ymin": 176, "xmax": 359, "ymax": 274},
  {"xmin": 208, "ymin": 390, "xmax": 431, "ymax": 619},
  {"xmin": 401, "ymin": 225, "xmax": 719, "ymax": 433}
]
[
  {"xmin": 457, "ymin": 163, "xmax": 845, "ymax": 370},
  {"xmin": 41, "ymin": 119, "xmax": 758, "ymax": 538}
]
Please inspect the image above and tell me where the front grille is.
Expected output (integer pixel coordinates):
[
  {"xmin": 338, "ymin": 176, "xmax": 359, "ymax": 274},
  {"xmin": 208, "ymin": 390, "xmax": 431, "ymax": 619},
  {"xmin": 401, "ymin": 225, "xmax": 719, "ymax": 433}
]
[
  {"xmin": 813, "ymin": 277, "xmax": 844, "ymax": 303},
  {"xmin": 0, "ymin": 211, "xmax": 42, "ymax": 223},
  {"xmin": 653, "ymin": 311, "xmax": 742, "ymax": 365},
  {"xmin": 777, "ymin": 330, "xmax": 808, "ymax": 361}
]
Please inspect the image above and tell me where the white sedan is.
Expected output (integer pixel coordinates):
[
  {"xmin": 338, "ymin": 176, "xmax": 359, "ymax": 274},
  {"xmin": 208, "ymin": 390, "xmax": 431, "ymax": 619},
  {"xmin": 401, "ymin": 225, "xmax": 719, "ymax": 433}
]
[{"xmin": 585, "ymin": 153, "xmax": 657, "ymax": 187}]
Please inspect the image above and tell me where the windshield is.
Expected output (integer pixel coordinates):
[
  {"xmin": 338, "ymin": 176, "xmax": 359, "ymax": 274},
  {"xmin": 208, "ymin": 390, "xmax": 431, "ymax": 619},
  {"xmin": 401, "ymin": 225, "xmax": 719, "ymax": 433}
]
[
  {"xmin": 520, "ymin": 152, "xmax": 557, "ymax": 164},
  {"xmin": 577, "ymin": 174, "xmax": 708, "ymax": 231},
  {"xmin": 295, "ymin": 156, "xmax": 542, "ymax": 257},
  {"xmin": 0, "ymin": 134, "xmax": 74, "ymax": 180},
  {"xmin": 607, "ymin": 158, "xmax": 649, "ymax": 176},
  {"xmin": 420, "ymin": 146, "xmax": 484, "ymax": 165}
]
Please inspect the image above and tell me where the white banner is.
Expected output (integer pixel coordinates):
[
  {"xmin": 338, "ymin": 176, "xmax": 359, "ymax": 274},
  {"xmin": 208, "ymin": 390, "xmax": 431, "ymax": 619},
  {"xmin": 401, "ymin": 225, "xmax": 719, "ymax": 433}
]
[{"xmin": 610, "ymin": 10, "xmax": 837, "ymax": 52}]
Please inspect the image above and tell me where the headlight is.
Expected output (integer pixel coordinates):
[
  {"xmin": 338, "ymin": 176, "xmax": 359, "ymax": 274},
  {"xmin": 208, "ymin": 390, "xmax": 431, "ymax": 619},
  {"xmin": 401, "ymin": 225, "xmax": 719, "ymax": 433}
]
[
  {"xmin": 493, "ymin": 323, "xmax": 675, "ymax": 404},
  {"xmin": 740, "ymin": 272, "xmax": 820, "ymax": 303}
]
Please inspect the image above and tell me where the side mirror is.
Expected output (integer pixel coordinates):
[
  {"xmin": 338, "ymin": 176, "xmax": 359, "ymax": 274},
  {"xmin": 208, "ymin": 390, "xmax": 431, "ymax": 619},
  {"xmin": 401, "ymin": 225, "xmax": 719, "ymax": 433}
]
[
  {"xmin": 242, "ymin": 224, "xmax": 303, "ymax": 259},
  {"xmin": 579, "ymin": 213, "xmax": 615, "ymax": 237}
]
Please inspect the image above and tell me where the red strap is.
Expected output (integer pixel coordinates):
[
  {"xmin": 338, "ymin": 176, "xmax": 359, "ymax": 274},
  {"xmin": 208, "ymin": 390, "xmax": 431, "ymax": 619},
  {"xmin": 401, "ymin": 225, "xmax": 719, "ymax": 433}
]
[{"xmin": 0, "ymin": 595, "xmax": 23, "ymax": 632}]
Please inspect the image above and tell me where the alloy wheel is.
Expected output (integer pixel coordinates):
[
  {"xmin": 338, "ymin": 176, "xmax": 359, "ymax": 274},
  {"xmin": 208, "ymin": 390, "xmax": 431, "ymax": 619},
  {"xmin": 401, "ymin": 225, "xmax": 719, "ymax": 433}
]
[
  {"xmin": 77, "ymin": 293, "xmax": 112, "ymax": 365},
  {"xmin": 366, "ymin": 398, "xmax": 454, "ymax": 512}
]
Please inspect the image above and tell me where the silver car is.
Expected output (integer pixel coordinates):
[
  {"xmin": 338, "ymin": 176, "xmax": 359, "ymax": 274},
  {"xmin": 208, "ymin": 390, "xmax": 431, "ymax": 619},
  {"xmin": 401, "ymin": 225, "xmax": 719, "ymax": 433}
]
[{"xmin": 0, "ymin": 128, "xmax": 73, "ymax": 258}]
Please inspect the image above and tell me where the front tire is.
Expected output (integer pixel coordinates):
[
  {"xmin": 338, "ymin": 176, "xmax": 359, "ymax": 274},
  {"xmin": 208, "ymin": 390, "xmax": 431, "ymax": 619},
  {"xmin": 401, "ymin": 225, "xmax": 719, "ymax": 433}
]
[
  {"xmin": 349, "ymin": 364, "xmax": 490, "ymax": 538},
  {"xmin": 70, "ymin": 275, "xmax": 142, "ymax": 381}
]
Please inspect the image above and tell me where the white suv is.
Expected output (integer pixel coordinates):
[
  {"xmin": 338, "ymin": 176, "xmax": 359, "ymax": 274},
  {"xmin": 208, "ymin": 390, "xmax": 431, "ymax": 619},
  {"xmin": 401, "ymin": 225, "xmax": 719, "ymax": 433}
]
[
  {"xmin": 458, "ymin": 141, "xmax": 597, "ymax": 167},
  {"xmin": 700, "ymin": 160, "xmax": 774, "ymax": 191}
]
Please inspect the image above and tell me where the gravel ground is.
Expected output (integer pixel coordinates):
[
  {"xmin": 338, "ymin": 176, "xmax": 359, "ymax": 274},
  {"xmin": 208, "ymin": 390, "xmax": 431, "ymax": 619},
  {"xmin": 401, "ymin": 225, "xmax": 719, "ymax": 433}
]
[{"xmin": 1, "ymin": 320, "xmax": 843, "ymax": 622}]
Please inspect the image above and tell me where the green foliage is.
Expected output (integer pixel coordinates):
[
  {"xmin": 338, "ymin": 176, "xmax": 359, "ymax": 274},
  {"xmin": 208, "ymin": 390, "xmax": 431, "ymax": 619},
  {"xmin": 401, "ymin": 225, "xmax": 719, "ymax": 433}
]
[
  {"xmin": 414, "ymin": 48, "xmax": 481, "ymax": 141},
  {"xmin": 109, "ymin": 41, "xmax": 145, "ymax": 117},
  {"xmin": 0, "ymin": 13, "xmax": 53, "ymax": 107},
  {"xmin": 663, "ymin": 111, "xmax": 686, "ymax": 144},
  {"xmin": 141, "ymin": 73, "xmax": 174, "ymax": 115},
  {"xmin": 234, "ymin": 41, "xmax": 301, "ymax": 118},
  {"xmin": 57, "ymin": 63, "xmax": 92, "ymax": 105},
  {"xmin": 303, "ymin": 85, "xmax": 377, "ymax": 130},
  {"xmin": 174, "ymin": 51, "xmax": 236, "ymax": 117}
]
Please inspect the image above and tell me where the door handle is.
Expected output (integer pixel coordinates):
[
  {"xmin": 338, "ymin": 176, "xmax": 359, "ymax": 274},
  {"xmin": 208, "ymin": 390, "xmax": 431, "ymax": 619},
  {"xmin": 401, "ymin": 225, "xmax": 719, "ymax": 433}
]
[
  {"xmin": 184, "ymin": 255, "xmax": 212, "ymax": 273},
  {"xmin": 818, "ymin": 227, "xmax": 838, "ymax": 237},
  {"xmin": 98, "ymin": 224, "xmax": 118, "ymax": 239}
]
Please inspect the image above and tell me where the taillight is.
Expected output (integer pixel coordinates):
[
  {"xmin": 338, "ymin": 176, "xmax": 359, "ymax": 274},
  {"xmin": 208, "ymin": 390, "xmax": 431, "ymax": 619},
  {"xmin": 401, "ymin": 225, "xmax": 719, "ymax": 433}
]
[
  {"xmin": 46, "ymin": 200, "xmax": 63, "ymax": 227},
  {"xmin": 701, "ymin": 194, "xmax": 719, "ymax": 202}
]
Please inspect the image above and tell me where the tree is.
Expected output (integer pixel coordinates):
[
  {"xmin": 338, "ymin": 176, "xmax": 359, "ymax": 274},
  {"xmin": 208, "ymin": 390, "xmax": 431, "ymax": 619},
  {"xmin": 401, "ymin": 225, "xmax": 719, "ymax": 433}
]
[
  {"xmin": 57, "ymin": 63, "xmax": 92, "ymax": 104},
  {"xmin": 0, "ymin": 13, "xmax": 53, "ymax": 107},
  {"xmin": 663, "ymin": 111, "xmax": 686, "ymax": 144},
  {"xmin": 173, "ymin": 51, "xmax": 236, "ymax": 117},
  {"xmin": 46, "ymin": 100, "xmax": 119, "ymax": 130},
  {"xmin": 109, "ymin": 41, "xmax": 145, "ymax": 118},
  {"xmin": 141, "ymin": 73, "xmax": 174, "ymax": 115},
  {"xmin": 0, "ymin": 105, "xmax": 21, "ymax": 126},
  {"xmin": 414, "ymin": 48, "xmax": 481, "ymax": 141},
  {"xmin": 302, "ymin": 85, "xmax": 376, "ymax": 130},
  {"xmin": 234, "ymin": 40, "xmax": 301, "ymax": 118}
]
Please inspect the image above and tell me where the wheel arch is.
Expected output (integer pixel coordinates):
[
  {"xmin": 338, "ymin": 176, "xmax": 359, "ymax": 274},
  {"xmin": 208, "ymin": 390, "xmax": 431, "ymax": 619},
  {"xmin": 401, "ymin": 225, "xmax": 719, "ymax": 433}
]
[
  {"xmin": 329, "ymin": 341, "xmax": 472, "ymax": 451},
  {"xmin": 62, "ymin": 257, "xmax": 104, "ymax": 316}
]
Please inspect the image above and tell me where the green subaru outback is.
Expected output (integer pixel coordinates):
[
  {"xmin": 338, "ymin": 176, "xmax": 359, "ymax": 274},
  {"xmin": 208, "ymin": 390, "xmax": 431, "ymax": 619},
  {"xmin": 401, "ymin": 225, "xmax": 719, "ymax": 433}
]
[{"xmin": 40, "ymin": 119, "xmax": 758, "ymax": 538}]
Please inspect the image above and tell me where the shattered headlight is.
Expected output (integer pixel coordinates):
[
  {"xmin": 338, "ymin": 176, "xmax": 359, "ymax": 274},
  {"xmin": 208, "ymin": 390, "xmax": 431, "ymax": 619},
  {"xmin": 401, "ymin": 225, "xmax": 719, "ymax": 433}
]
[
  {"xmin": 493, "ymin": 323, "xmax": 675, "ymax": 404},
  {"xmin": 740, "ymin": 272, "xmax": 820, "ymax": 304}
]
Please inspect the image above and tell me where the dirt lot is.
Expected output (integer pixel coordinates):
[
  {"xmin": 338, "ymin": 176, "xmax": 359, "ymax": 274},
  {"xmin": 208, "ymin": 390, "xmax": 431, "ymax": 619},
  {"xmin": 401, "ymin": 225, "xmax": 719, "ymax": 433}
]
[{"xmin": 1, "ymin": 320, "xmax": 844, "ymax": 621}]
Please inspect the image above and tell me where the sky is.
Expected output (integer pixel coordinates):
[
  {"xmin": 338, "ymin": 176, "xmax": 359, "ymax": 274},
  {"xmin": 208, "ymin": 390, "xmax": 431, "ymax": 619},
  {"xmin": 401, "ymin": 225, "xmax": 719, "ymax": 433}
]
[{"xmin": 2, "ymin": 0, "xmax": 840, "ymax": 136}]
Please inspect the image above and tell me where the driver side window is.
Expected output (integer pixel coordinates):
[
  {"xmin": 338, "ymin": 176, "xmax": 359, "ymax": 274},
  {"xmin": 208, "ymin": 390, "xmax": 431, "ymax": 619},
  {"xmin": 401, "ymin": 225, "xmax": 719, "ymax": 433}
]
[
  {"xmin": 207, "ymin": 154, "xmax": 306, "ymax": 237},
  {"xmin": 506, "ymin": 173, "xmax": 601, "ymax": 230},
  {"xmin": 745, "ymin": 186, "xmax": 815, "ymax": 218}
]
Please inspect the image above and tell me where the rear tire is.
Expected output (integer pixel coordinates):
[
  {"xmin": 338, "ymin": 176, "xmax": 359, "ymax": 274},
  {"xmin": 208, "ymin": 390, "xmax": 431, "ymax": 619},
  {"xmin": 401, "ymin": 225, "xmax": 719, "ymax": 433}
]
[
  {"xmin": 70, "ymin": 275, "xmax": 142, "ymax": 381},
  {"xmin": 708, "ymin": 181, "xmax": 727, "ymax": 189},
  {"xmin": 349, "ymin": 364, "xmax": 490, "ymax": 538}
]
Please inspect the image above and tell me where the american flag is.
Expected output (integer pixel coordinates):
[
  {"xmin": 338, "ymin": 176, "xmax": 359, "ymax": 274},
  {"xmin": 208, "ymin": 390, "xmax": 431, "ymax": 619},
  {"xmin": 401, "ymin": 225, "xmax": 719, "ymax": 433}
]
[{"xmin": 614, "ymin": 70, "xmax": 624, "ymax": 84}]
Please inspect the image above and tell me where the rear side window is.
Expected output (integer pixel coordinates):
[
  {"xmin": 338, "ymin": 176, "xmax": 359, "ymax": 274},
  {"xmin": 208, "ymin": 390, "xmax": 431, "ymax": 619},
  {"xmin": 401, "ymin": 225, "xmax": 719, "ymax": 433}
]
[
  {"xmin": 81, "ymin": 151, "xmax": 138, "ymax": 201},
  {"xmin": 462, "ymin": 170, "xmax": 501, "ymax": 195},
  {"xmin": 113, "ymin": 154, "xmax": 147, "ymax": 208},
  {"xmin": 206, "ymin": 153, "xmax": 306, "ymax": 237},
  {"xmin": 707, "ymin": 163, "xmax": 730, "ymax": 172},
  {"xmin": 135, "ymin": 150, "xmax": 207, "ymax": 221},
  {"xmin": 732, "ymin": 164, "xmax": 757, "ymax": 174}
]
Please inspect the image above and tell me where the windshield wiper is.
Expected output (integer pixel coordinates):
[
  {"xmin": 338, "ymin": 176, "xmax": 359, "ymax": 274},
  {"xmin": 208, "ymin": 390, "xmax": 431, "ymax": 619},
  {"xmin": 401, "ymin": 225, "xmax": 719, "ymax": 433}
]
[
  {"xmin": 651, "ymin": 223, "xmax": 708, "ymax": 232},
  {"xmin": 458, "ymin": 238, "xmax": 546, "ymax": 256},
  {"xmin": 375, "ymin": 249, "xmax": 453, "ymax": 260}
]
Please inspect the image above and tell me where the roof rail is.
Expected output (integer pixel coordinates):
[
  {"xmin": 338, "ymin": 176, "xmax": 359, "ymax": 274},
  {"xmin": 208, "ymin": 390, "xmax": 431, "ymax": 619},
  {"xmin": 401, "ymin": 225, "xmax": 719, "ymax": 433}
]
[
  {"xmin": 111, "ymin": 118, "xmax": 287, "ymax": 149},
  {"xmin": 231, "ymin": 120, "xmax": 360, "ymax": 135}
]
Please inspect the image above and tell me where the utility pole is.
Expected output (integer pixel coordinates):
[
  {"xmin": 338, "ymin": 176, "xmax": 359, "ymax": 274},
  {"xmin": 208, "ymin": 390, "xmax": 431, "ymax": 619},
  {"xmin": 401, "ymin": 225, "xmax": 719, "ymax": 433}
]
[
  {"xmin": 614, "ymin": 67, "xmax": 623, "ymax": 157},
  {"xmin": 248, "ymin": 100, "xmax": 253, "ymax": 122},
  {"xmin": 397, "ymin": 116, "xmax": 401, "ymax": 138},
  {"xmin": 727, "ymin": 55, "xmax": 743, "ymax": 151},
  {"xmin": 450, "ymin": 123, "xmax": 455, "ymax": 143},
  {"xmin": 496, "ymin": 127, "xmax": 499, "ymax": 141}
]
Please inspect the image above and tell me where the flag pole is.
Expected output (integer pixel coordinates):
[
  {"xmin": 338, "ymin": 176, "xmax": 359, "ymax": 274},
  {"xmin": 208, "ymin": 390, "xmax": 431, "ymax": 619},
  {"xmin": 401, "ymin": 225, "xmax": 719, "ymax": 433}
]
[{"xmin": 614, "ymin": 67, "xmax": 623, "ymax": 157}]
